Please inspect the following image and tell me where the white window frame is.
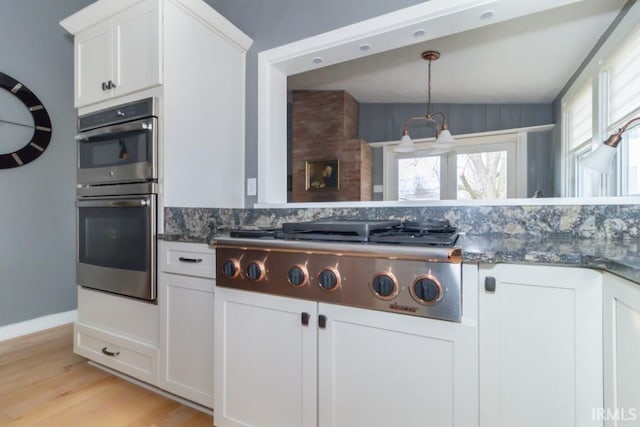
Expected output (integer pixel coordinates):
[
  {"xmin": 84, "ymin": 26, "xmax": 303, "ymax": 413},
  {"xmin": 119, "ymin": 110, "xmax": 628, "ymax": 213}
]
[
  {"xmin": 381, "ymin": 128, "xmax": 532, "ymax": 201},
  {"xmin": 561, "ymin": 6, "xmax": 640, "ymax": 198},
  {"xmin": 561, "ymin": 80, "xmax": 593, "ymax": 197}
]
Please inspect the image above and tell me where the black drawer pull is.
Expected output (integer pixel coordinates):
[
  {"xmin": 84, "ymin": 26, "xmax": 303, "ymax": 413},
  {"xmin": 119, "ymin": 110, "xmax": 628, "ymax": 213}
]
[
  {"xmin": 178, "ymin": 257, "xmax": 203, "ymax": 263},
  {"xmin": 485, "ymin": 276, "xmax": 496, "ymax": 292},
  {"xmin": 101, "ymin": 347, "xmax": 120, "ymax": 357},
  {"xmin": 318, "ymin": 314, "xmax": 327, "ymax": 329},
  {"xmin": 301, "ymin": 312, "xmax": 310, "ymax": 326}
]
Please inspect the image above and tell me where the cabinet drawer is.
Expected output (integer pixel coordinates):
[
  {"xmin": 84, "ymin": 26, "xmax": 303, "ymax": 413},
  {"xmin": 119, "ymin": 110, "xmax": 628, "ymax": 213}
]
[
  {"xmin": 74, "ymin": 322, "xmax": 159, "ymax": 385},
  {"xmin": 161, "ymin": 242, "xmax": 215, "ymax": 279}
]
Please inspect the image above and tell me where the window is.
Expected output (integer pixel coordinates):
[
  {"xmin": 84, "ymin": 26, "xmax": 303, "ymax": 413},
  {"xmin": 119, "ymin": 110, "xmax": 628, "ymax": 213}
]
[
  {"xmin": 604, "ymin": 23, "xmax": 640, "ymax": 196},
  {"xmin": 397, "ymin": 156, "xmax": 441, "ymax": 200},
  {"xmin": 457, "ymin": 150, "xmax": 508, "ymax": 200},
  {"xmin": 620, "ymin": 127, "xmax": 640, "ymax": 195},
  {"xmin": 563, "ymin": 81, "xmax": 592, "ymax": 197},
  {"xmin": 384, "ymin": 131, "xmax": 525, "ymax": 201},
  {"xmin": 565, "ymin": 21, "xmax": 640, "ymax": 197},
  {"xmin": 606, "ymin": 24, "xmax": 640, "ymax": 128}
]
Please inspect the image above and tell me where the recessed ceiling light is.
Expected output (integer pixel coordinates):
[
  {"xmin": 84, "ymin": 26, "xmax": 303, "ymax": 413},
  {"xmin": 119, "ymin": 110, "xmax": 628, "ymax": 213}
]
[
  {"xmin": 312, "ymin": 56, "xmax": 323, "ymax": 64},
  {"xmin": 413, "ymin": 29, "xmax": 426, "ymax": 38},
  {"xmin": 480, "ymin": 10, "xmax": 494, "ymax": 20},
  {"xmin": 359, "ymin": 43, "xmax": 371, "ymax": 51}
]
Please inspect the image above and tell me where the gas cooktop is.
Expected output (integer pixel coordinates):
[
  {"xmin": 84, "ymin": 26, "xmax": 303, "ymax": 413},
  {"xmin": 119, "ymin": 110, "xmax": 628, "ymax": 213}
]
[
  {"xmin": 216, "ymin": 218, "xmax": 462, "ymax": 322},
  {"xmin": 228, "ymin": 219, "xmax": 459, "ymax": 247}
]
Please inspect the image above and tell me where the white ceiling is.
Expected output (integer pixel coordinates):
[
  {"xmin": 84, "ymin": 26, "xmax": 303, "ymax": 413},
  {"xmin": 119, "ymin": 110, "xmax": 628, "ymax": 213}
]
[{"xmin": 287, "ymin": 0, "xmax": 625, "ymax": 104}]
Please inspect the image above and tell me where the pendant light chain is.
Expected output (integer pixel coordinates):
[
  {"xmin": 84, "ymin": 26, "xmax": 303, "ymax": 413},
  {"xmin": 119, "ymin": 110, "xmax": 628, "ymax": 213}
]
[
  {"xmin": 426, "ymin": 57, "xmax": 432, "ymax": 115},
  {"xmin": 395, "ymin": 49, "xmax": 454, "ymax": 153}
]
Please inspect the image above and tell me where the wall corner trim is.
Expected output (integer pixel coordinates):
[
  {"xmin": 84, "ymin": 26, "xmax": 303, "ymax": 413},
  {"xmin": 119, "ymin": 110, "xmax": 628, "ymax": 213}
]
[{"xmin": 0, "ymin": 310, "xmax": 78, "ymax": 343}]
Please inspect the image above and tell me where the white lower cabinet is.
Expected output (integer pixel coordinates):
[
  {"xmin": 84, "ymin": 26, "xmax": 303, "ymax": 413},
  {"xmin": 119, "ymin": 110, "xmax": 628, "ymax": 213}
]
[
  {"xmin": 478, "ymin": 263, "xmax": 603, "ymax": 427},
  {"xmin": 214, "ymin": 289, "xmax": 317, "ymax": 427},
  {"xmin": 75, "ymin": 322, "xmax": 159, "ymax": 385},
  {"xmin": 603, "ymin": 272, "xmax": 640, "ymax": 427},
  {"xmin": 159, "ymin": 241, "xmax": 215, "ymax": 408},
  {"xmin": 74, "ymin": 286, "xmax": 160, "ymax": 385},
  {"xmin": 318, "ymin": 302, "xmax": 477, "ymax": 427},
  {"xmin": 214, "ymin": 287, "xmax": 477, "ymax": 427}
]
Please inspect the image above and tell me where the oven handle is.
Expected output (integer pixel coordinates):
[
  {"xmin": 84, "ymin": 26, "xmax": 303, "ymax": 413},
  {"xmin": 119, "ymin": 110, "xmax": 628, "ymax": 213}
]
[
  {"xmin": 75, "ymin": 119, "xmax": 153, "ymax": 141},
  {"xmin": 76, "ymin": 199, "xmax": 149, "ymax": 208}
]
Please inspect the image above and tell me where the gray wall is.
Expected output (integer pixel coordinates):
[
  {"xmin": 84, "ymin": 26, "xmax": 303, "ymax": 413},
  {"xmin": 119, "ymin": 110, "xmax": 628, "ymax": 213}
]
[
  {"xmin": 0, "ymin": 0, "xmax": 93, "ymax": 327},
  {"xmin": 287, "ymin": 100, "xmax": 555, "ymax": 200},
  {"xmin": 358, "ymin": 103, "xmax": 552, "ymax": 142},
  {"xmin": 204, "ymin": 0, "xmax": 429, "ymax": 206},
  {"xmin": 359, "ymin": 102, "xmax": 555, "ymax": 199}
]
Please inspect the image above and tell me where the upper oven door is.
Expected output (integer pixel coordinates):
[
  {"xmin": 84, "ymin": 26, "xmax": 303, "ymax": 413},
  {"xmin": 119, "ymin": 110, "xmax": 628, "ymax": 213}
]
[
  {"xmin": 76, "ymin": 194, "xmax": 156, "ymax": 301},
  {"xmin": 76, "ymin": 117, "xmax": 157, "ymax": 186}
]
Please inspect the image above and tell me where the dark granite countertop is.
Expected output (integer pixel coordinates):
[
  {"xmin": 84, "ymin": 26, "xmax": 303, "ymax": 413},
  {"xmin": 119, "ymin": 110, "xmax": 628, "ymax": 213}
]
[
  {"xmin": 462, "ymin": 234, "xmax": 640, "ymax": 284},
  {"xmin": 158, "ymin": 233, "xmax": 212, "ymax": 244},
  {"xmin": 159, "ymin": 232, "xmax": 640, "ymax": 285}
]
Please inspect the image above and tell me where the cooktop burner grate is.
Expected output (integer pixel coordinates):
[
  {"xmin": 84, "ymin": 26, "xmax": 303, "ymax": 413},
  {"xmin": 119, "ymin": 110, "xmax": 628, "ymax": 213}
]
[{"xmin": 229, "ymin": 219, "xmax": 460, "ymax": 247}]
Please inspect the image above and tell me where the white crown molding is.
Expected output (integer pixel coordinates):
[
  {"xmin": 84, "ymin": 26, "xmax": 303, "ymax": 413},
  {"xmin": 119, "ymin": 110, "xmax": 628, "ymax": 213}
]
[{"xmin": 60, "ymin": 0, "xmax": 252, "ymax": 51}]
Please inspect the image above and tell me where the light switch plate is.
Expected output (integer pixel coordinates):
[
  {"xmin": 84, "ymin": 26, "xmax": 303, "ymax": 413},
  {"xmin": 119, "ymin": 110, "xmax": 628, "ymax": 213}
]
[{"xmin": 247, "ymin": 178, "xmax": 257, "ymax": 196}]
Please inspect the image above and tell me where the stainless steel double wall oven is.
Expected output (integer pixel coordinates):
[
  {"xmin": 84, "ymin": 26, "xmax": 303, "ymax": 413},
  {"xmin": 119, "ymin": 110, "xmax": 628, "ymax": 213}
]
[{"xmin": 76, "ymin": 98, "xmax": 158, "ymax": 301}]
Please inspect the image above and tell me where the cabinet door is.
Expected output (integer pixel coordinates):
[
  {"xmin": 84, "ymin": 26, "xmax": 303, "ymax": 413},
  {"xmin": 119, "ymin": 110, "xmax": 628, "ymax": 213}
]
[
  {"xmin": 214, "ymin": 288, "xmax": 317, "ymax": 427},
  {"xmin": 75, "ymin": 19, "xmax": 112, "ymax": 107},
  {"xmin": 603, "ymin": 272, "xmax": 640, "ymax": 427},
  {"xmin": 479, "ymin": 264, "xmax": 603, "ymax": 427},
  {"xmin": 159, "ymin": 272, "xmax": 214, "ymax": 408},
  {"xmin": 318, "ymin": 303, "xmax": 477, "ymax": 427},
  {"xmin": 112, "ymin": 0, "xmax": 161, "ymax": 98}
]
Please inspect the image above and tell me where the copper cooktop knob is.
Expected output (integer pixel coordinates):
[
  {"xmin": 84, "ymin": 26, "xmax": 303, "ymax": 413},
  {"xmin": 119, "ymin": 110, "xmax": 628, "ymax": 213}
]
[
  {"xmin": 222, "ymin": 259, "xmax": 240, "ymax": 279},
  {"xmin": 287, "ymin": 265, "xmax": 308, "ymax": 287},
  {"xmin": 370, "ymin": 272, "xmax": 399, "ymax": 300},
  {"xmin": 318, "ymin": 267, "xmax": 341, "ymax": 291},
  {"xmin": 246, "ymin": 261, "xmax": 266, "ymax": 282},
  {"xmin": 411, "ymin": 275, "xmax": 443, "ymax": 305}
]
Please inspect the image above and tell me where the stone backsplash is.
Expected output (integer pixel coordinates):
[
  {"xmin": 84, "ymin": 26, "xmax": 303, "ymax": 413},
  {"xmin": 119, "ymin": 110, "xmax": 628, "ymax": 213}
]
[{"xmin": 164, "ymin": 203, "xmax": 640, "ymax": 242}]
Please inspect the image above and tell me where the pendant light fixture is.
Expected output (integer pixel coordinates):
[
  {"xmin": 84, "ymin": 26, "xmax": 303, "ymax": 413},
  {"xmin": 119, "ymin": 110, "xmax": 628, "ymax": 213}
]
[{"xmin": 395, "ymin": 50, "xmax": 455, "ymax": 153}]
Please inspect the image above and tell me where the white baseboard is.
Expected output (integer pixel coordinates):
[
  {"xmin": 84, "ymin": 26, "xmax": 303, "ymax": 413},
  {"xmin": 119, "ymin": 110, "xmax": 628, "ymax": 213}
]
[
  {"xmin": 0, "ymin": 310, "xmax": 78, "ymax": 342},
  {"xmin": 88, "ymin": 361, "xmax": 213, "ymax": 415}
]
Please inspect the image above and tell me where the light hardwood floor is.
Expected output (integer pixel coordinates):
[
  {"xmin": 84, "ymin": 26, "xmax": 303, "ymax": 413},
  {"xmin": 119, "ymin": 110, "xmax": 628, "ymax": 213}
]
[{"xmin": 0, "ymin": 324, "xmax": 213, "ymax": 427}]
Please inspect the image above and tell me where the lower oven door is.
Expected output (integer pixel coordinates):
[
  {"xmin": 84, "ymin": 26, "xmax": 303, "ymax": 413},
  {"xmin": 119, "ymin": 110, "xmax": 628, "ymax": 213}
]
[{"xmin": 76, "ymin": 194, "xmax": 156, "ymax": 301}]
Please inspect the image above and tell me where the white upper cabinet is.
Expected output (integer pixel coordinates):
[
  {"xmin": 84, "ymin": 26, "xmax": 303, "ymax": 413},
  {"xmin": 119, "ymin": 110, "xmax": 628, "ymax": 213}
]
[
  {"xmin": 72, "ymin": 0, "xmax": 161, "ymax": 108},
  {"xmin": 75, "ymin": 20, "xmax": 112, "ymax": 107},
  {"xmin": 62, "ymin": 0, "xmax": 253, "ymax": 209}
]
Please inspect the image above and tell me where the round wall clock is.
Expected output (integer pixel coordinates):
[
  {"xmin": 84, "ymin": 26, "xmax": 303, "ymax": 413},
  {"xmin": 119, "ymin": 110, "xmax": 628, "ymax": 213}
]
[{"xmin": 0, "ymin": 72, "xmax": 52, "ymax": 169}]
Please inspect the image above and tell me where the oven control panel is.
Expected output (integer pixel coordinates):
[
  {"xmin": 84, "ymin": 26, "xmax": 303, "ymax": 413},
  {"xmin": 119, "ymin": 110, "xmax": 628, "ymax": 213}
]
[{"xmin": 216, "ymin": 246, "xmax": 462, "ymax": 322}]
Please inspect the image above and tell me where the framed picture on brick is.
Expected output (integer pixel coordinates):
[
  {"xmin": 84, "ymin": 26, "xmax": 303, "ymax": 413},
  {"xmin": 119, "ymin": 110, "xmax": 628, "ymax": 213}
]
[{"xmin": 306, "ymin": 159, "xmax": 339, "ymax": 190}]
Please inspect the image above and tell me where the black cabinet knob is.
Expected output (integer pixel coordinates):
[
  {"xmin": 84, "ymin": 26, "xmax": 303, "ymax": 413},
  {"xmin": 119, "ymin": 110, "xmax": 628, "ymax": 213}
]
[{"xmin": 485, "ymin": 276, "xmax": 496, "ymax": 292}]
